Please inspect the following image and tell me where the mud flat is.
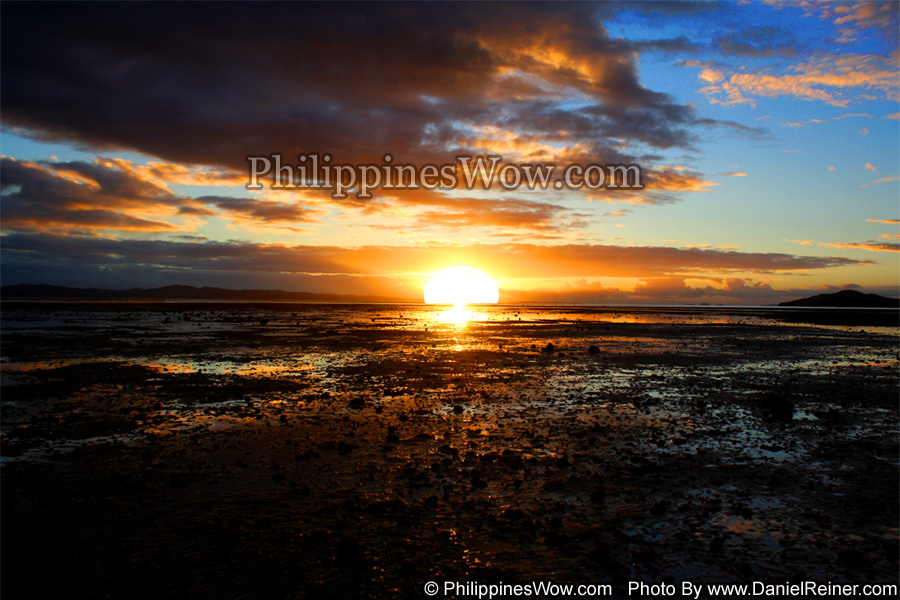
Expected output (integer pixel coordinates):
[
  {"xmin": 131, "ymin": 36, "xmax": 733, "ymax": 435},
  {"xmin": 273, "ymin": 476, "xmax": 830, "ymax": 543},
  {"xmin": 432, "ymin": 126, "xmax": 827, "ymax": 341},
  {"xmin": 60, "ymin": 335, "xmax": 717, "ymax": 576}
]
[{"xmin": 2, "ymin": 303, "xmax": 898, "ymax": 599}]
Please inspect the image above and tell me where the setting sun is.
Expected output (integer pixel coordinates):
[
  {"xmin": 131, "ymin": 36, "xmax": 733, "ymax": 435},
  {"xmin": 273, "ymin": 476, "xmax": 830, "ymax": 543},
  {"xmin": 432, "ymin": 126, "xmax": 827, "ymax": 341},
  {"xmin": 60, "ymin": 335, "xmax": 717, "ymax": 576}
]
[{"xmin": 423, "ymin": 266, "xmax": 500, "ymax": 305}]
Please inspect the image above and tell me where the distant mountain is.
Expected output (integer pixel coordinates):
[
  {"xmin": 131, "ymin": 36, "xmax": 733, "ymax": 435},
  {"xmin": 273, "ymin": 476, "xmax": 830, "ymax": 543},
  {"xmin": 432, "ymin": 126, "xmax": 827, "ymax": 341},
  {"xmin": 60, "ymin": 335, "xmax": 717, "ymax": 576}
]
[
  {"xmin": 0, "ymin": 283, "xmax": 412, "ymax": 303},
  {"xmin": 779, "ymin": 289, "xmax": 900, "ymax": 308}
]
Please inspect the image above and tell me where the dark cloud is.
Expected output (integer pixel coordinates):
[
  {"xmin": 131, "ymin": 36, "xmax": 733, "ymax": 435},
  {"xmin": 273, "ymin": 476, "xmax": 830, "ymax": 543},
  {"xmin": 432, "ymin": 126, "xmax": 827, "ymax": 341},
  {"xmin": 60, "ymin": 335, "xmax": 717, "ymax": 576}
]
[
  {"xmin": 1, "ymin": 1, "xmax": 746, "ymax": 173},
  {"xmin": 631, "ymin": 37, "xmax": 702, "ymax": 54},
  {"xmin": 503, "ymin": 277, "xmax": 899, "ymax": 306},
  {"xmin": 395, "ymin": 196, "xmax": 582, "ymax": 235},
  {"xmin": 195, "ymin": 196, "xmax": 319, "ymax": 225},
  {"xmin": 0, "ymin": 157, "xmax": 180, "ymax": 232},
  {"xmin": 0, "ymin": 233, "xmax": 870, "ymax": 286},
  {"xmin": 718, "ymin": 37, "xmax": 798, "ymax": 59},
  {"xmin": 0, "ymin": 157, "xmax": 321, "ymax": 233}
]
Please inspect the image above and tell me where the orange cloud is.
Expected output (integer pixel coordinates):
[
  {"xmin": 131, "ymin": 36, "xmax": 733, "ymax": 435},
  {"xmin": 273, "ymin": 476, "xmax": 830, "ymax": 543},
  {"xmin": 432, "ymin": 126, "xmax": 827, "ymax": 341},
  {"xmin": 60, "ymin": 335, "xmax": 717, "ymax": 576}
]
[
  {"xmin": 818, "ymin": 241, "xmax": 899, "ymax": 253},
  {"xmin": 833, "ymin": 1, "xmax": 899, "ymax": 31},
  {"xmin": 861, "ymin": 176, "xmax": 900, "ymax": 188},
  {"xmin": 0, "ymin": 156, "xmax": 325, "ymax": 235},
  {"xmin": 98, "ymin": 157, "xmax": 245, "ymax": 189},
  {"xmin": 697, "ymin": 52, "xmax": 899, "ymax": 107}
]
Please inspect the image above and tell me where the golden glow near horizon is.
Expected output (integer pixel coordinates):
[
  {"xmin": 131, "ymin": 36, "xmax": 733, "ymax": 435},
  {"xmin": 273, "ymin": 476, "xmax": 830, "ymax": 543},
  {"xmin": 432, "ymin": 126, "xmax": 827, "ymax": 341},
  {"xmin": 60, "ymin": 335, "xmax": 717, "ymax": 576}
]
[{"xmin": 424, "ymin": 266, "xmax": 500, "ymax": 306}]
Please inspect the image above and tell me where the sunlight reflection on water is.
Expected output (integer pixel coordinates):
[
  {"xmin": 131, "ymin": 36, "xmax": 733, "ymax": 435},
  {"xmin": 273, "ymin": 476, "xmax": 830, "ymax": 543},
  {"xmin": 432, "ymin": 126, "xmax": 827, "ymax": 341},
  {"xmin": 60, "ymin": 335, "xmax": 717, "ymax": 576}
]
[{"xmin": 433, "ymin": 305, "xmax": 487, "ymax": 327}]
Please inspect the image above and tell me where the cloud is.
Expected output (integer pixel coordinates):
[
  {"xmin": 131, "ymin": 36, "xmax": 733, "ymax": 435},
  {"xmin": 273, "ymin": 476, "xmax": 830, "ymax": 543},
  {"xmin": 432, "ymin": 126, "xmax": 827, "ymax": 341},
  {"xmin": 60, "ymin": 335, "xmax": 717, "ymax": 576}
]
[
  {"xmin": 0, "ymin": 235, "xmax": 871, "ymax": 291},
  {"xmin": 0, "ymin": 2, "xmax": 749, "ymax": 180},
  {"xmin": 818, "ymin": 241, "xmax": 900, "ymax": 253},
  {"xmin": 718, "ymin": 36, "xmax": 798, "ymax": 59},
  {"xmin": 693, "ymin": 51, "xmax": 899, "ymax": 108},
  {"xmin": 631, "ymin": 37, "xmax": 702, "ymax": 54},
  {"xmin": 195, "ymin": 195, "xmax": 324, "ymax": 229},
  {"xmin": 833, "ymin": 1, "xmax": 899, "ymax": 34},
  {"xmin": 867, "ymin": 219, "xmax": 900, "ymax": 224},
  {"xmin": 367, "ymin": 189, "xmax": 587, "ymax": 237},
  {"xmin": 699, "ymin": 68, "xmax": 725, "ymax": 84},
  {"xmin": 0, "ymin": 157, "xmax": 182, "ymax": 233},
  {"xmin": 790, "ymin": 232, "xmax": 900, "ymax": 253},
  {"xmin": 836, "ymin": 28, "xmax": 858, "ymax": 43},
  {"xmin": 861, "ymin": 176, "xmax": 900, "ymax": 188},
  {"xmin": 501, "ymin": 276, "xmax": 899, "ymax": 306},
  {"xmin": 764, "ymin": 0, "xmax": 899, "ymax": 38},
  {"xmin": 864, "ymin": 162, "xmax": 878, "ymax": 171},
  {"xmin": 1, "ymin": 149, "xmax": 731, "ymax": 243},
  {"xmin": 720, "ymin": 171, "xmax": 747, "ymax": 177},
  {"xmin": 0, "ymin": 156, "xmax": 324, "ymax": 235}
]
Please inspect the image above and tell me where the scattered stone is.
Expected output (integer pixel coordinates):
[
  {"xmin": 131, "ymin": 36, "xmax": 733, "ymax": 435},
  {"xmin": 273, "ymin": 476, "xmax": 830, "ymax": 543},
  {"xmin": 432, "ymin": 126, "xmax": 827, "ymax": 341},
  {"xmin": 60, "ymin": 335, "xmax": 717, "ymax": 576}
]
[
  {"xmin": 650, "ymin": 499, "xmax": 669, "ymax": 515},
  {"xmin": 836, "ymin": 548, "xmax": 866, "ymax": 568},
  {"xmin": 759, "ymin": 392, "xmax": 794, "ymax": 420},
  {"xmin": 336, "ymin": 441, "xmax": 357, "ymax": 455}
]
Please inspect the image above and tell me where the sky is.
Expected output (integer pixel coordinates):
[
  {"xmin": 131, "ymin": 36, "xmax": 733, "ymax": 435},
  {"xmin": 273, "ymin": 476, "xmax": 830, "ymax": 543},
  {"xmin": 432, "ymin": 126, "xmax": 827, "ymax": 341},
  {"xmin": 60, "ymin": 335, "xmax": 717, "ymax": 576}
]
[{"xmin": 1, "ymin": 1, "xmax": 898, "ymax": 304}]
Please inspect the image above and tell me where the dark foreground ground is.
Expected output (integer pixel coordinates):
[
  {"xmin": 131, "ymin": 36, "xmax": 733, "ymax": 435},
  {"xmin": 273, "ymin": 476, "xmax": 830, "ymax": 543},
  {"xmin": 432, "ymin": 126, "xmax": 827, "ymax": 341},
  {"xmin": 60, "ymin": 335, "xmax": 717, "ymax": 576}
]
[{"xmin": 1, "ymin": 303, "xmax": 898, "ymax": 599}]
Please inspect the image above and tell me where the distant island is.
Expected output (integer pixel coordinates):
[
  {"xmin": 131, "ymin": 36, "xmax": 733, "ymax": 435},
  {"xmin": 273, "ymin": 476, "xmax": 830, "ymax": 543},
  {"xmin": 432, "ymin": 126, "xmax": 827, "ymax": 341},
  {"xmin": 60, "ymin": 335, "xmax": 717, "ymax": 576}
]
[
  {"xmin": 0, "ymin": 283, "xmax": 412, "ymax": 304},
  {"xmin": 779, "ymin": 289, "xmax": 900, "ymax": 308}
]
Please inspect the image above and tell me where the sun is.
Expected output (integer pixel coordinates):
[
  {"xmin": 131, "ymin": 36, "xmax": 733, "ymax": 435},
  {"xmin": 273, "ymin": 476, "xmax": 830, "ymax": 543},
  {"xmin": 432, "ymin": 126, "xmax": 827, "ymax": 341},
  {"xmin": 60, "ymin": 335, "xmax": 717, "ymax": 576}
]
[{"xmin": 424, "ymin": 266, "xmax": 500, "ymax": 306}]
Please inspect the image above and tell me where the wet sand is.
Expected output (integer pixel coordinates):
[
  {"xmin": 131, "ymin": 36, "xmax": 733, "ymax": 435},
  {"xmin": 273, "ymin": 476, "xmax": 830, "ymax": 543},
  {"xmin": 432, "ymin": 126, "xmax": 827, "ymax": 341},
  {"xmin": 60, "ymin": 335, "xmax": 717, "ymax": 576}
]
[{"xmin": 1, "ymin": 303, "xmax": 898, "ymax": 599}]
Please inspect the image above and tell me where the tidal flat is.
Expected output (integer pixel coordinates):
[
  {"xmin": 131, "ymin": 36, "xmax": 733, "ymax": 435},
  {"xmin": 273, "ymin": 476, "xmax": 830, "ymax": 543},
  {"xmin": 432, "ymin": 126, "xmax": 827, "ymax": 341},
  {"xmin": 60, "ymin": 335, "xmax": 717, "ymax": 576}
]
[{"xmin": 1, "ymin": 303, "xmax": 898, "ymax": 599}]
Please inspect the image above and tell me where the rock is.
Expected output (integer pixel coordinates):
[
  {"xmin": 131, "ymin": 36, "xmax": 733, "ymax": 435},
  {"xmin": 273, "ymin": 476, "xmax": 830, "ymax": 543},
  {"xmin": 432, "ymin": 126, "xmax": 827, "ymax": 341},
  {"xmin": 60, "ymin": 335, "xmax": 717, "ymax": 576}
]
[
  {"xmin": 588, "ymin": 544, "xmax": 612, "ymax": 563},
  {"xmin": 542, "ymin": 342, "xmax": 555, "ymax": 353},
  {"xmin": 542, "ymin": 529, "xmax": 568, "ymax": 546},
  {"xmin": 306, "ymin": 528, "xmax": 330, "ymax": 546},
  {"xmin": 649, "ymin": 499, "xmax": 669, "ymax": 515},
  {"xmin": 759, "ymin": 392, "xmax": 794, "ymax": 420},
  {"xmin": 336, "ymin": 537, "xmax": 361, "ymax": 563},
  {"xmin": 588, "ymin": 345, "xmax": 600, "ymax": 354},
  {"xmin": 836, "ymin": 548, "xmax": 866, "ymax": 568},
  {"xmin": 438, "ymin": 444, "xmax": 459, "ymax": 457},
  {"xmin": 336, "ymin": 441, "xmax": 357, "ymax": 455},
  {"xmin": 349, "ymin": 397, "xmax": 366, "ymax": 409}
]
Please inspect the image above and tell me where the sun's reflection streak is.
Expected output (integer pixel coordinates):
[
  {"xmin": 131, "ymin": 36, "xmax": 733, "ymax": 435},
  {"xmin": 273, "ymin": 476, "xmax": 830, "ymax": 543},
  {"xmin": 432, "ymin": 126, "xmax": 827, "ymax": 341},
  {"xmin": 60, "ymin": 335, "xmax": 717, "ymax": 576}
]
[
  {"xmin": 431, "ymin": 304, "xmax": 494, "ymax": 328},
  {"xmin": 437, "ymin": 304, "xmax": 472, "ymax": 327}
]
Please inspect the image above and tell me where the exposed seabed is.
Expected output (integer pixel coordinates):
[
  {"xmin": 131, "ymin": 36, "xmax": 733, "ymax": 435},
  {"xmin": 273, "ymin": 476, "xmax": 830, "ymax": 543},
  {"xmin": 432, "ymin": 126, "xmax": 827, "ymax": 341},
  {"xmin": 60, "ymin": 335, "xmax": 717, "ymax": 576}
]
[{"xmin": 2, "ymin": 303, "xmax": 898, "ymax": 599}]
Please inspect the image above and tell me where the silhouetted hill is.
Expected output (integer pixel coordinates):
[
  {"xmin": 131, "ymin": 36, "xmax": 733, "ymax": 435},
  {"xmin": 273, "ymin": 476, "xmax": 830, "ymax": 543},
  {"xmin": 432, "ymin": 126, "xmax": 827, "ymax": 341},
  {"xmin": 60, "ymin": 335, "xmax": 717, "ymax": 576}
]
[
  {"xmin": 779, "ymin": 289, "xmax": 899, "ymax": 308},
  {"xmin": 0, "ymin": 284, "xmax": 410, "ymax": 303}
]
